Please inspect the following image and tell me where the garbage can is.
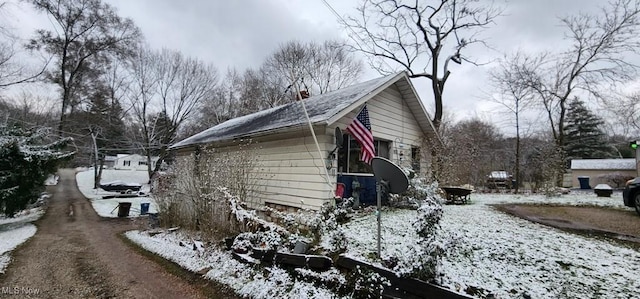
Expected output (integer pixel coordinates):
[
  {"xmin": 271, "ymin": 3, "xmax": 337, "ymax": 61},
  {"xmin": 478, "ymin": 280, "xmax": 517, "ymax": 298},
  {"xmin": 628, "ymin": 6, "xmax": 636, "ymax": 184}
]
[
  {"xmin": 140, "ymin": 202, "xmax": 150, "ymax": 215},
  {"xmin": 117, "ymin": 202, "xmax": 132, "ymax": 217},
  {"xmin": 578, "ymin": 176, "xmax": 590, "ymax": 189}
]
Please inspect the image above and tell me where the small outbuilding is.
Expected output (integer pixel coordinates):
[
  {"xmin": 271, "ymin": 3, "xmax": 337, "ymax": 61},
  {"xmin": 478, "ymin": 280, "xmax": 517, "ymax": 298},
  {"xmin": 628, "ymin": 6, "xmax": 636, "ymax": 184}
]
[
  {"xmin": 169, "ymin": 72, "xmax": 441, "ymax": 211},
  {"xmin": 570, "ymin": 159, "xmax": 637, "ymax": 188}
]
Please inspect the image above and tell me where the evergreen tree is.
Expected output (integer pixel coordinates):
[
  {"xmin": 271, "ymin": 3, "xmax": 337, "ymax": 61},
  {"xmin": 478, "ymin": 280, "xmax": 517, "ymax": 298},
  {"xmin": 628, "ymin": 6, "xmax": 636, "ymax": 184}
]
[
  {"xmin": 0, "ymin": 126, "xmax": 74, "ymax": 216},
  {"xmin": 563, "ymin": 98, "xmax": 613, "ymax": 160}
]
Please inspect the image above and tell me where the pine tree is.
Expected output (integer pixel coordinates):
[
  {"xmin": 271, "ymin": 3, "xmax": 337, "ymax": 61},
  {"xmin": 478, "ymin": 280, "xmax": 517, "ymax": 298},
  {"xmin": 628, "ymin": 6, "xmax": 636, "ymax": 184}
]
[
  {"xmin": 0, "ymin": 126, "xmax": 74, "ymax": 216},
  {"xmin": 563, "ymin": 99, "xmax": 613, "ymax": 160}
]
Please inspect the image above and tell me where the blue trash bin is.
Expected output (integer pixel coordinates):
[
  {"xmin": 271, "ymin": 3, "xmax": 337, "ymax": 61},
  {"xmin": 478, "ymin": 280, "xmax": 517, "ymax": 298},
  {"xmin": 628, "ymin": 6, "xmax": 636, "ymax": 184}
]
[
  {"xmin": 140, "ymin": 202, "xmax": 150, "ymax": 215},
  {"xmin": 578, "ymin": 176, "xmax": 590, "ymax": 189}
]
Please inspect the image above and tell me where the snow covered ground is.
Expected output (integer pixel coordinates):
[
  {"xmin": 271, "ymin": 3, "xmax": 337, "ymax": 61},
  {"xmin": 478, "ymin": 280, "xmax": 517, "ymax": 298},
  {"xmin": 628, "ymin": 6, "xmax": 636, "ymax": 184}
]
[
  {"xmin": 340, "ymin": 192, "xmax": 640, "ymax": 298},
  {"xmin": 126, "ymin": 191, "xmax": 640, "ymax": 298},
  {"xmin": 0, "ymin": 224, "xmax": 37, "ymax": 274},
  {"xmin": 126, "ymin": 230, "xmax": 346, "ymax": 299},
  {"xmin": 0, "ymin": 206, "xmax": 45, "ymax": 274},
  {"xmin": 76, "ymin": 169, "xmax": 157, "ymax": 218}
]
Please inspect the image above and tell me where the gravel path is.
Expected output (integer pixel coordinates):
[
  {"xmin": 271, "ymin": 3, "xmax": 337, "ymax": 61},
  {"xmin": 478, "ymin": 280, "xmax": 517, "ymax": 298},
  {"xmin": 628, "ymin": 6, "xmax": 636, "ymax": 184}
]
[{"xmin": 0, "ymin": 169, "xmax": 208, "ymax": 298}]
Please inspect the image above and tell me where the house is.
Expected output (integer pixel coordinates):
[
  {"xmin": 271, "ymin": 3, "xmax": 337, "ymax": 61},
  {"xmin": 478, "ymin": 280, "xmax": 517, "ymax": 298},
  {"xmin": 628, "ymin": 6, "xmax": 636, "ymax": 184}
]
[
  {"xmin": 113, "ymin": 154, "xmax": 159, "ymax": 171},
  {"xmin": 169, "ymin": 72, "xmax": 441, "ymax": 211},
  {"xmin": 570, "ymin": 159, "xmax": 637, "ymax": 188}
]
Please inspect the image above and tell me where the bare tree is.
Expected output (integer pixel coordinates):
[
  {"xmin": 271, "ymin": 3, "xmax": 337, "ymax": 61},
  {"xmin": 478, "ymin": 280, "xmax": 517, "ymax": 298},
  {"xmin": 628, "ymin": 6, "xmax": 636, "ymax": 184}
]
[
  {"xmin": 614, "ymin": 91, "xmax": 640, "ymax": 136},
  {"xmin": 258, "ymin": 40, "xmax": 363, "ymax": 104},
  {"xmin": 189, "ymin": 39, "xmax": 363, "ymax": 131},
  {"xmin": 444, "ymin": 118, "xmax": 504, "ymax": 187},
  {"xmin": 26, "ymin": 0, "xmax": 141, "ymax": 134},
  {"xmin": 127, "ymin": 48, "xmax": 219, "ymax": 180},
  {"xmin": 516, "ymin": 0, "xmax": 640, "ymax": 150},
  {"xmin": 344, "ymin": 0, "xmax": 501, "ymax": 130},
  {"xmin": 0, "ymin": 2, "xmax": 47, "ymax": 88},
  {"xmin": 489, "ymin": 52, "xmax": 537, "ymax": 193},
  {"xmin": 194, "ymin": 68, "xmax": 244, "ymax": 130}
]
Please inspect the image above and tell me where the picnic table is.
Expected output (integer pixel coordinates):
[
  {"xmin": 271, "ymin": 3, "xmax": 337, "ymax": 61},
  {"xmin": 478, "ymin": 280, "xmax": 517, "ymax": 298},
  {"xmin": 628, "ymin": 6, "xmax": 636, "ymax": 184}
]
[{"xmin": 441, "ymin": 186, "xmax": 473, "ymax": 204}]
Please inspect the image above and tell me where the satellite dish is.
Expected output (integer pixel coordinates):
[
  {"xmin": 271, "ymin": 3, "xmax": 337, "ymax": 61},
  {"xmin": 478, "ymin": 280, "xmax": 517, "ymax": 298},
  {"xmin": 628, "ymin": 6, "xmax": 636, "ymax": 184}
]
[
  {"xmin": 335, "ymin": 127, "xmax": 343, "ymax": 149},
  {"xmin": 371, "ymin": 157, "xmax": 409, "ymax": 194},
  {"xmin": 371, "ymin": 157, "xmax": 409, "ymax": 258}
]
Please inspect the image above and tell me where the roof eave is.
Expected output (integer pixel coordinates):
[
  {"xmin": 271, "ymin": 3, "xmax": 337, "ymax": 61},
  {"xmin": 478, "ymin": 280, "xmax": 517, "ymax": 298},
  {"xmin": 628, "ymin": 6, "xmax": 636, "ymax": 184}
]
[{"xmin": 169, "ymin": 121, "xmax": 327, "ymax": 151}]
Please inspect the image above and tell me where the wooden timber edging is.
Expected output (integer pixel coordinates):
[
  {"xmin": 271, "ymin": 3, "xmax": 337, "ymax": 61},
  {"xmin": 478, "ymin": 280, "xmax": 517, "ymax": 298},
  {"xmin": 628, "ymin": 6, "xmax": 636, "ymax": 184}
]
[
  {"xmin": 227, "ymin": 246, "xmax": 472, "ymax": 299},
  {"xmin": 336, "ymin": 255, "xmax": 474, "ymax": 299}
]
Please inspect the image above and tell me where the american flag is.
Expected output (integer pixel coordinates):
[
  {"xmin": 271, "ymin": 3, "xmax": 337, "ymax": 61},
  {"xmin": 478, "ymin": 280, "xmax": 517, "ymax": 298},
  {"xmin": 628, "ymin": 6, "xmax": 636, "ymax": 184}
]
[{"xmin": 346, "ymin": 105, "xmax": 375, "ymax": 164}]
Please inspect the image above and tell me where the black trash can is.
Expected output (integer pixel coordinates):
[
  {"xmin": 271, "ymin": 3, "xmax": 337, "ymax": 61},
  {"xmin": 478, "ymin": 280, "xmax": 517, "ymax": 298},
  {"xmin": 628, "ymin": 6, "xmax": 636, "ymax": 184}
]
[
  {"xmin": 578, "ymin": 176, "xmax": 590, "ymax": 189},
  {"xmin": 117, "ymin": 202, "xmax": 132, "ymax": 217}
]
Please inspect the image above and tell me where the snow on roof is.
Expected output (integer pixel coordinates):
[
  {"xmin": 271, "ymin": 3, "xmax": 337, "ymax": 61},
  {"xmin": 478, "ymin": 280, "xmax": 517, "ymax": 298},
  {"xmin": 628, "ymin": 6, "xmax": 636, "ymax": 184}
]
[
  {"xmin": 170, "ymin": 72, "xmax": 406, "ymax": 149},
  {"xmin": 488, "ymin": 171, "xmax": 510, "ymax": 179},
  {"xmin": 570, "ymin": 158, "xmax": 636, "ymax": 170}
]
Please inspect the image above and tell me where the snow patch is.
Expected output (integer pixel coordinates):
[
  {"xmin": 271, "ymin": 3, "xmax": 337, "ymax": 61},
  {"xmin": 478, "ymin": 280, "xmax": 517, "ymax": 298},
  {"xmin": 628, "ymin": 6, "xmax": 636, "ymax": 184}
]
[
  {"xmin": 0, "ymin": 224, "xmax": 37, "ymax": 274},
  {"xmin": 125, "ymin": 230, "xmax": 346, "ymax": 299},
  {"xmin": 76, "ymin": 170, "xmax": 157, "ymax": 218}
]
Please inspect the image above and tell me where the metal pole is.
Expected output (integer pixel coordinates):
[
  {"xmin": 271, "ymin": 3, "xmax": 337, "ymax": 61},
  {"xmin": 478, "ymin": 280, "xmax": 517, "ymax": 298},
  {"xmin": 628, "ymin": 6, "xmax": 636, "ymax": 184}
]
[
  {"xmin": 636, "ymin": 146, "xmax": 640, "ymax": 176},
  {"xmin": 376, "ymin": 181, "xmax": 381, "ymax": 258},
  {"xmin": 91, "ymin": 130, "xmax": 99, "ymax": 189},
  {"xmin": 290, "ymin": 71, "xmax": 335, "ymax": 205}
]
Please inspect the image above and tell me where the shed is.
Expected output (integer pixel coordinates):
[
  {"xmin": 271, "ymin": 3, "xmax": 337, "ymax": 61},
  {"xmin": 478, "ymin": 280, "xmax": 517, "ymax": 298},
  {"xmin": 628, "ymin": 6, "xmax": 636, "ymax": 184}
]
[
  {"xmin": 170, "ymin": 72, "xmax": 440, "ymax": 211},
  {"xmin": 570, "ymin": 159, "xmax": 637, "ymax": 188}
]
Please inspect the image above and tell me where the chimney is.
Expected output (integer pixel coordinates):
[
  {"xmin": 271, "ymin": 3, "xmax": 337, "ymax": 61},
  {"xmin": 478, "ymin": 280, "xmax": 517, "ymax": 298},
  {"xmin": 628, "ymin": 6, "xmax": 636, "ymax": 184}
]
[{"xmin": 296, "ymin": 90, "xmax": 310, "ymax": 100}]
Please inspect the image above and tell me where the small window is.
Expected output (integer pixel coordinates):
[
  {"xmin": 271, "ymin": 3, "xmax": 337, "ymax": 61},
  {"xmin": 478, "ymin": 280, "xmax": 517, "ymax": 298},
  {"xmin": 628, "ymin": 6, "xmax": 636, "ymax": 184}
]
[
  {"xmin": 138, "ymin": 161, "xmax": 148, "ymax": 166},
  {"xmin": 123, "ymin": 160, "xmax": 131, "ymax": 166}
]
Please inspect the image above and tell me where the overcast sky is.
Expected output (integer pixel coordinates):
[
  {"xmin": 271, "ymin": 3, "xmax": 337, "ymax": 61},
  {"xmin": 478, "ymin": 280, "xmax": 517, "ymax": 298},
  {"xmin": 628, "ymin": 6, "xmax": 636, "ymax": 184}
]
[{"xmin": 2, "ymin": 0, "xmax": 626, "ymax": 134}]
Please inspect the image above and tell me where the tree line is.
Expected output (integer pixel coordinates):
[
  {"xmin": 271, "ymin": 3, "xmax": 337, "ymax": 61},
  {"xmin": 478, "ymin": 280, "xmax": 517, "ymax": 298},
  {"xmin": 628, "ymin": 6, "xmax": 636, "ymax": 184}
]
[
  {"xmin": 1, "ymin": 0, "xmax": 639, "ymax": 191},
  {"xmin": 0, "ymin": 0, "xmax": 363, "ymax": 184}
]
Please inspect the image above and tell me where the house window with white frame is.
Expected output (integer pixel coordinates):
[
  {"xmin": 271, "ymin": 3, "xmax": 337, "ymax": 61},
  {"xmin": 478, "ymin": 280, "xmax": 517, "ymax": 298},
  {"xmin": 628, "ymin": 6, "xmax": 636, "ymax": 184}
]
[
  {"xmin": 337, "ymin": 134, "xmax": 390, "ymax": 174},
  {"xmin": 123, "ymin": 160, "xmax": 131, "ymax": 166}
]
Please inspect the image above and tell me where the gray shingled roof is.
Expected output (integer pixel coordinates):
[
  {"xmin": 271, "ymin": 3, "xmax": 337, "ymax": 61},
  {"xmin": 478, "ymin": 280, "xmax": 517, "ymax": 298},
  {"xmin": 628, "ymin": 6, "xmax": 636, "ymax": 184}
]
[{"xmin": 170, "ymin": 72, "xmax": 407, "ymax": 149}]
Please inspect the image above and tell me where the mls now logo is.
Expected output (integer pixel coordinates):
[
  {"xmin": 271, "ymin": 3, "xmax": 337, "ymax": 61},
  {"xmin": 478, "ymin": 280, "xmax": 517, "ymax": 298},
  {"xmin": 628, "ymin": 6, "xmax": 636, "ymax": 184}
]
[{"xmin": 1, "ymin": 286, "xmax": 41, "ymax": 295}]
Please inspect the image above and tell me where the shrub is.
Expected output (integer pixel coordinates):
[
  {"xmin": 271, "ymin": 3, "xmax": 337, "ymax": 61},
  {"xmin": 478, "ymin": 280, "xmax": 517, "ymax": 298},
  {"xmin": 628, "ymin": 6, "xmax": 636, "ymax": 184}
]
[
  {"xmin": 598, "ymin": 172, "xmax": 635, "ymax": 188},
  {"xmin": 153, "ymin": 140, "xmax": 274, "ymax": 239},
  {"xmin": 0, "ymin": 126, "xmax": 73, "ymax": 216}
]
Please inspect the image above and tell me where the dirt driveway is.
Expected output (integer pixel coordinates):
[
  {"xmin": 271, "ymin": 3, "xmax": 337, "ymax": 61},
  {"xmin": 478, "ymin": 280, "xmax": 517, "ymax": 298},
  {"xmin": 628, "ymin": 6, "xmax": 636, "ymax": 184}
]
[
  {"xmin": 0, "ymin": 169, "xmax": 233, "ymax": 298},
  {"xmin": 496, "ymin": 204, "xmax": 640, "ymax": 244}
]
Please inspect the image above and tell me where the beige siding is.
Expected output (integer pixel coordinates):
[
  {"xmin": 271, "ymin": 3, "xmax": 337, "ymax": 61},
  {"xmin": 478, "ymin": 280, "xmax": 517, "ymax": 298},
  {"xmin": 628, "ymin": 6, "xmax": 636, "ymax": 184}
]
[
  {"xmin": 334, "ymin": 84, "xmax": 427, "ymax": 174},
  {"xmin": 206, "ymin": 132, "xmax": 335, "ymax": 210},
  {"xmin": 174, "ymin": 83, "xmax": 433, "ymax": 210}
]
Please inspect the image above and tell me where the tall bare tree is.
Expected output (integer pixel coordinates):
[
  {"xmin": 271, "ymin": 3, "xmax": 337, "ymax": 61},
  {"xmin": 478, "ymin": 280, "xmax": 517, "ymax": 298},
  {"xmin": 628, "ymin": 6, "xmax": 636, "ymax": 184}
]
[
  {"xmin": 128, "ymin": 48, "xmax": 219, "ymax": 180},
  {"xmin": 515, "ymin": 0, "xmax": 640, "ymax": 150},
  {"xmin": 489, "ymin": 52, "xmax": 538, "ymax": 193},
  {"xmin": 26, "ymin": 0, "xmax": 141, "ymax": 134},
  {"xmin": 189, "ymin": 39, "xmax": 363, "ymax": 133},
  {"xmin": 258, "ymin": 40, "xmax": 363, "ymax": 105},
  {"xmin": 344, "ymin": 0, "xmax": 501, "ymax": 130}
]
